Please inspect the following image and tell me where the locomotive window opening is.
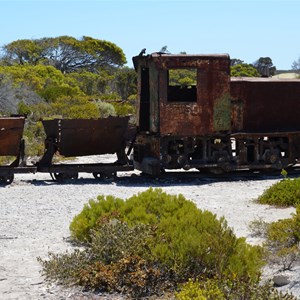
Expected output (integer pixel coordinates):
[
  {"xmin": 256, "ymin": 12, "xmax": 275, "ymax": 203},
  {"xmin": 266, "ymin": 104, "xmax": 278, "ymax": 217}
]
[{"xmin": 167, "ymin": 68, "xmax": 197, "ymax": 102}]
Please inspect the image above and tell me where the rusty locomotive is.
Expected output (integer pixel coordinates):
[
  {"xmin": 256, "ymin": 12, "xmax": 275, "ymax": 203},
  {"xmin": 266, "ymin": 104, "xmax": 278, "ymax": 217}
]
[{"xmin": 1, "ymin": 52, "xmax": 300, "ymax": 184}]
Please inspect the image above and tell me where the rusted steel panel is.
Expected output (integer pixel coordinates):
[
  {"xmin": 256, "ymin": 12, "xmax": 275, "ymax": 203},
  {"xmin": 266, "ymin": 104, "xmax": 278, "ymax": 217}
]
[
  {"xmin": 158, "ymin": 55, "xmax": 231, "ymax": 136},
  {"xmin": 149, "ymin": 53, "xmax": 230, "ymax": 70},
  {"xmin": 42, "ymin": 117, "xmax": 129, "ymax": 157},
  {"xmin": 231, "ymin": 78, "xmax": 300, "ymax": 133},
  {"xmin": 0, "ymin": 117, "xmax": 25, "ymax": 156}
]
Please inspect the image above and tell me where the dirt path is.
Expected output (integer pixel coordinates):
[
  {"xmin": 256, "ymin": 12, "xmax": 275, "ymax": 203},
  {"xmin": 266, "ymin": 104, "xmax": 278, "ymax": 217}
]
[{"xmin": 0, "ymin": 159, "xmax": 298, "ymax": 299}]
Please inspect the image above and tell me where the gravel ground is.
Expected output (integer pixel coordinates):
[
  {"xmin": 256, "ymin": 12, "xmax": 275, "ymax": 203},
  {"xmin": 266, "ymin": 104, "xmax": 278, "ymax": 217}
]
[{"xmin": 0, "ymin": 155, "xmax": 299, "ymax": 299}]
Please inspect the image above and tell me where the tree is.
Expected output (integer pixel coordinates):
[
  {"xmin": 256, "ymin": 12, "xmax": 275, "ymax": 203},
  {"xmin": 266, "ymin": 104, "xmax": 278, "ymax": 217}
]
[
  {"xmin": 253, "ymin": 57, "xmax": 276, "ymax": 76},
  {"xmin": 230, "ymin": 58, "xmax": 244, "ymax": 66},
  {"xmin": 291, "ymin": 57, "xmax": 300, "ymax": 74},
  {"xmin": 112, "ymin": 67, "xmax": 137, "ymax": 99},
  {"xmin": 0, "ymin": 64, "xmax": 82, "ymax": 101},
  {"xmin": 67, "ymin": 71, "xmax": 109, "ymax": 96},
  {"xmin": 231, "ymin": 63, "xmax": 260, "ymax": 77},
  {"xmin": 0, "ymin": 39, "xmax": 47, "ymax": 66},
  {"xmin": 1, "ymin": 36, "xmax": 126, "ymax": 73}
]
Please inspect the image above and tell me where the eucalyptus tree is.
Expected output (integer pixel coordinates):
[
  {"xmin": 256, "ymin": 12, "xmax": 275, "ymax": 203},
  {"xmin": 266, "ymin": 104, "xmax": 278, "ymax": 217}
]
[{"xmin": 1, "ymin": 36, "xmax": 126, "ymax": 73}]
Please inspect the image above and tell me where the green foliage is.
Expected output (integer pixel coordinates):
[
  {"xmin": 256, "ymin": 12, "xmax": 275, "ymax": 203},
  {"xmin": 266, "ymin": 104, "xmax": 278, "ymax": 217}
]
[
  {"xmin": 176, "ymin": 277, "xmax": 297, "ymax": 300},
  {"xmin": 2, "ymin": 36, "xmax": 126, "ymax": 73},
  {"xmin": 112, "ymin": 101, "xmax": 135, "ymax": 116},
  {"xmin": 176, "ymin": 278, "xmax": 223, "ymax": 300},
  {"xmin": 258, "ymin": 178, "xmax": 300, "ymax": 207},
  {"xmin": 169, "ymin": 69, "xmax": 197, "ymax": 86},
  {"xmin": 0, "ymin": 65, "xmax": 69, "ymax": 94},
  {"xmin": 253, "ymin": 57, "xmax": 276, "ymax": 76},
  {"xmin": 17, "ymin": 101, "xmax": 31, "ymax": 116},
  {"xmin": 113, "ymin": 67, "xmax": 137, "ymax": 99},
  {"xmin": 264, "ymin": 206, "xmax": 300, "ymax": 270},
  {"xmin": 23, "ymin": 121, "xmax": 46, "ymax": 156},
  {"xmin": 39, "ymin": 220, "xmax": 173, "ymax": 297},
  {"xmin": 248, "ymin": 218, "xmax": 269, "ymax": 238},
  {"xmin": 39, "ymin": 84, "xmax": 82, "ymax": 102},
  {"xmin": 69, "ymin": 195, "xmax": 124, "ymax": 242},
  {"xmin": 64, "ymin": 188, "xmax": 264, "ymax": 296},
  {"xmin": 95, "ymin": 101, "xmax": 116, "ymax": 117},
  {"xmin": 231, "ymin": 63, "xmax": 260, "ymax": 77},
  {"xmin": 46, "ymin": 96, "xmax": 100, "ymax": 119},
  {"xmin": 66, "ymin": 71, "xmax": 110, "ymax": 96}
]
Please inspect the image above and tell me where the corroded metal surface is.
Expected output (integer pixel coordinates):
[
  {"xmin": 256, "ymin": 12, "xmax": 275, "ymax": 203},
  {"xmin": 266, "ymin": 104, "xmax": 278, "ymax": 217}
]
[
  {"xmin": 133, "ymin": 53, "xmax": 231, "ymax": 136},
  {"xmin": 231, "ymin": 78, "xmax": 300, "ymax": 133},
  {"xmin": 132, "ymin": 52, "xmax": 300, "ymax": 176},
  {"xmin": 0, "ymin": 117, "xmax": 25, "ymax": 156},
  {"xmin": 42, "ymin": 117, "xmax": 129, "ymax": 157}
]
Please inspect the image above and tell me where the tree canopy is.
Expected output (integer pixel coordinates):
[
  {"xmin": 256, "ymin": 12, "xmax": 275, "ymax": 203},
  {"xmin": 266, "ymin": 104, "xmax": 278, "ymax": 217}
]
[
  {"xmin": 231, "ymin": 63, "xmax": 260, "ymax": 77},
  {"xmin": 253, "ymin": 57, "xmax": 276, "ymax": 76},
  {"xmin": 1, "ymin": 36, "xmax": 126, "ymax": 73}
]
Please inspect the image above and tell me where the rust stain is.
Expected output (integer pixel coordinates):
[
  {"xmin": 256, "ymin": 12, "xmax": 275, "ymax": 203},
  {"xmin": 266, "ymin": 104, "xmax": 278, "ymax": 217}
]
[
  {"xmin": 0, "ymin": 117, "xmax": 25, "ymax": 156},
  {"xmin": 42, "ymin": 117, "xmax": 129, "ymax": 157}
]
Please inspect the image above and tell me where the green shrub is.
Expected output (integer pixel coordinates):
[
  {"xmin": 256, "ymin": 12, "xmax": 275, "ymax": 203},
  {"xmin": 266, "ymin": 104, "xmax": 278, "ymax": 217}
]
[
  {"xmin": 23, "ymin": 121, "xmax": 46, "ymax": 156},
  {"xmin": 176, "ymin": 278, "xmax": 223, "ymax": 300},
  {"xmin": 70, "ymin": 188, "xmax": 263, "ymax": 279},
  {"xmin": 95, "ymin": 100, "xmax": 116, "ymax": 118},
  {"xmin": 59, "ymin": 188, "xmax": 265, "ymax": 296},
  {"xmin": 176, "ymin": 277, "xmax": 297, "ymax": 300},
  {"xmin": 248, "ymin": 218, "xmax": 269, "ymax": 238},
  {"xmin": 39, "ymin": 220, "xmax": 174, "ymax": 297},
  {"xmin": 69, "ymin": 195, "xmax": 124, "ymax": 242},
  {"xmin": 258, "ymin": 178, "xmax": 300, "ymax": 207},
  {"xmin": 263, "ymin": 206, "xmax": 300, "ymax": 270}
]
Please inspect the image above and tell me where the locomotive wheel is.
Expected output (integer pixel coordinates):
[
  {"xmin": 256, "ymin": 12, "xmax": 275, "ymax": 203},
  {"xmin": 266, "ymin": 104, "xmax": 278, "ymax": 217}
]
[{"xmin": 0, "ymin": 175, "xmax": 14, "ymax": 185}]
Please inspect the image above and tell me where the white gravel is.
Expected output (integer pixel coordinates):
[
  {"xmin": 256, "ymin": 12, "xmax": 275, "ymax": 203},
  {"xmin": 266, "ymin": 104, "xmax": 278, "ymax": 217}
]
[{"xmin": 0, "ymin": 154, "xmax": 299, "ymax": 299}]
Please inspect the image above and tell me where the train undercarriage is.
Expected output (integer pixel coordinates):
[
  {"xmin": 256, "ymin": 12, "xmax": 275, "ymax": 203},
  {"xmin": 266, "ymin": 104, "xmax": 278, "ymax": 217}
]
[{"xmin": 133, "ymin": 132, "xmax": 300, "ymax": 177}]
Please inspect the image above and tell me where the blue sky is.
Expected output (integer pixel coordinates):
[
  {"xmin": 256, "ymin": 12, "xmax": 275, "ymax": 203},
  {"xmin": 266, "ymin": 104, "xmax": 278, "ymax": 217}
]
[{"xmin": 1, "ymin": 0, "xmax": 299, "ymax": 70}]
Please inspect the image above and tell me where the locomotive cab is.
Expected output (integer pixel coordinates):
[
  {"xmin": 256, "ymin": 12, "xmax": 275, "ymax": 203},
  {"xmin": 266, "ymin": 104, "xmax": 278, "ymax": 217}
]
[{"xmin": 132, "ymin": 52, "xmax": 232, "ymax": 176}]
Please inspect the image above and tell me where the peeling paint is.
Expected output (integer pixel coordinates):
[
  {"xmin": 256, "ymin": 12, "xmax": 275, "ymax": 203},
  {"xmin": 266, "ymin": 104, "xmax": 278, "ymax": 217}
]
[{"xmin": 213, "ymin": 93, "xmax": 231, "ymax": 132}]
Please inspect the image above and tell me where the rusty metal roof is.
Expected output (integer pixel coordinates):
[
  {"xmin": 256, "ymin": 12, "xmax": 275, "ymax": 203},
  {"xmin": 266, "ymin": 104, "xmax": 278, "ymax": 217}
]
[{"xmin": 133, "ymin": 52, "xmax": 230, "ymax": 70}]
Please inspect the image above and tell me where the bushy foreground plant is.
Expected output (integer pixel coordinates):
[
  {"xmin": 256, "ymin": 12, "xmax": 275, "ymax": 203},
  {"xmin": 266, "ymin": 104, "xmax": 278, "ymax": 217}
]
[
  {"xmin": 40, "ymin": 188, "xmax": 266, "ymax": 298},
  {"xmin": 265, "ymin": 206, "xmax": 300, "ymax": 270},
  {"xmin": 249, "ymin": 206, "xmax": 300, "ymax": 271},
  {"xmin": 175, "ymin": 277, "xmax": 297, "ymax": 300},
  {"xmin": 258, "ymin": 177, "xmax": 300, "ymax": 207}
]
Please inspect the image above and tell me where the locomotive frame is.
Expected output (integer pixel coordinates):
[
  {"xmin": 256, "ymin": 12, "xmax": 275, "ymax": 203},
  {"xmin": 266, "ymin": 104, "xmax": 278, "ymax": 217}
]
[{"xmin": 132, "ymin": 52, "xmax": 300, "ymax": 176}]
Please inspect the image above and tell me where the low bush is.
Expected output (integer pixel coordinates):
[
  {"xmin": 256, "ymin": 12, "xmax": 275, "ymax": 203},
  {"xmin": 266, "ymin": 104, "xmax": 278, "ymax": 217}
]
[
  {"xmin": 40, "ymin": 188, "xmax": 265, "ymax": 298},
  {"xmin": 175, "ymin": 277, "xmax": 297, "ymax": 300},
  {"xmin": 249, "ymin": 207, "xmax": 300, "ymax": 271},
  {"xmin": 258, "ymin": 177, "xmax": 300, "ymax": 207},
  {"xmin": 264, "ymin": 206, "xmax": 300, "ymax": 270},
  {"xmin": 69, "ymin": 188, "xmax": 264, "ymax": 279}
]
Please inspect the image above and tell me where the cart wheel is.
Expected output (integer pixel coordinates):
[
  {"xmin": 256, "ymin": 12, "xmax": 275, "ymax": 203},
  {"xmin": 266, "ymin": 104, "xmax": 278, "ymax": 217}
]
[{"xmin": 0, "ymin": 175, "xmax": 14, "ymax": 185}]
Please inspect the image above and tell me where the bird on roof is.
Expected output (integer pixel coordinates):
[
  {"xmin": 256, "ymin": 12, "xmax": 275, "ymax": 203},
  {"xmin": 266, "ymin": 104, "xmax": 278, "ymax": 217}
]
[{"xmin": 139, "ymin": 48, "xmax": 146, "ymax": 56}]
